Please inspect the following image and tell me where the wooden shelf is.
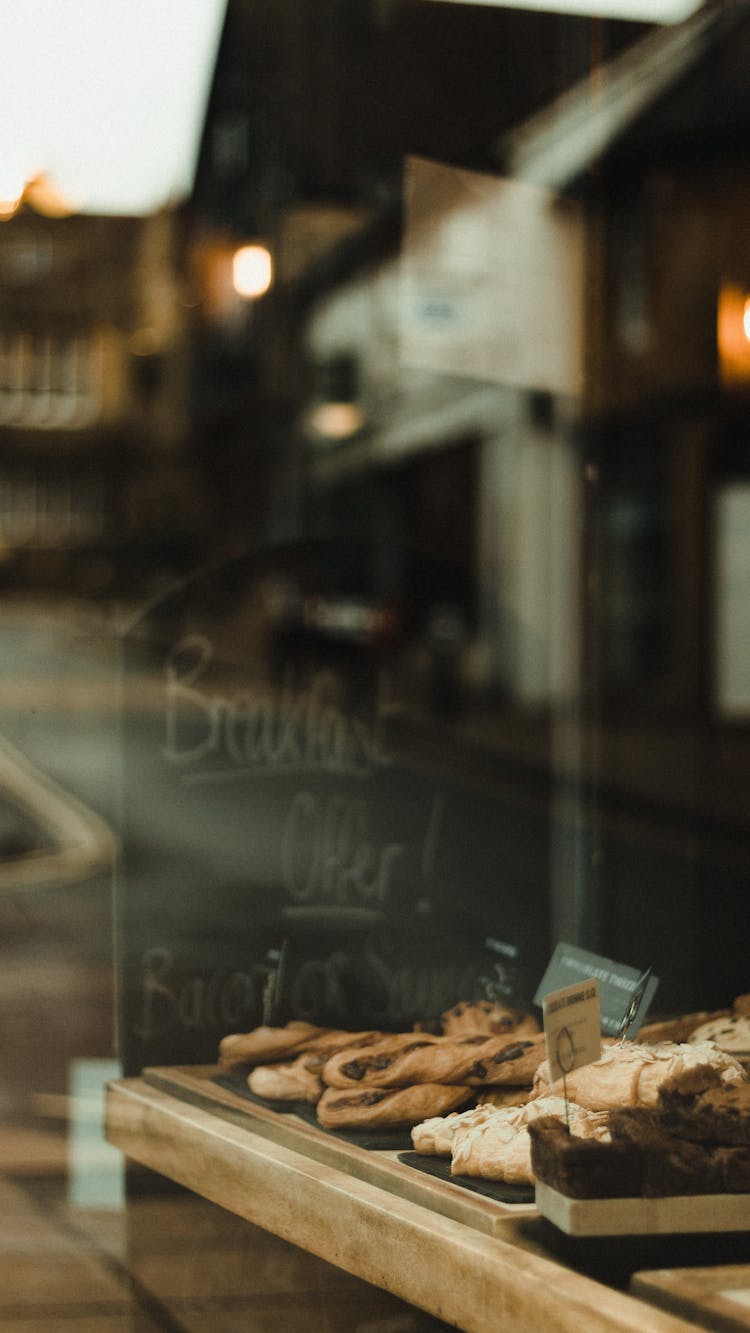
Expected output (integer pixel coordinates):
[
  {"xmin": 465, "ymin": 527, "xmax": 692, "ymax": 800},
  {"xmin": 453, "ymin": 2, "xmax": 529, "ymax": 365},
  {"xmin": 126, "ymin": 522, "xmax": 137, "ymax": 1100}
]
[
  {"xmin": 106, "ymin": 1066, "xmax": 707, "ymax": 1333},
  {"xmin": 632, "ymin": 1265, "xmax": 750, "ymax": 1332},
  {"xmin": 136, "ymin": 1065, "xmax": 536, "ymax": 1236}
]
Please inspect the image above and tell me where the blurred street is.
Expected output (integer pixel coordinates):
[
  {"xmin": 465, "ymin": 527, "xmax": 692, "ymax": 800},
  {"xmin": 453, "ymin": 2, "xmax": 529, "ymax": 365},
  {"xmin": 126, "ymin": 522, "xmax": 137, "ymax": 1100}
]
[
  {"xmin": 0, "ymin": 595, "xmax": 458, "ymax": 1331},
  {"xmin": 0, "ymin": 597, "xmax": 122, "ymax": 1121},
  {"xmin": 0, "ymin": 595, "xmax": 137, "ymax": 1329}
]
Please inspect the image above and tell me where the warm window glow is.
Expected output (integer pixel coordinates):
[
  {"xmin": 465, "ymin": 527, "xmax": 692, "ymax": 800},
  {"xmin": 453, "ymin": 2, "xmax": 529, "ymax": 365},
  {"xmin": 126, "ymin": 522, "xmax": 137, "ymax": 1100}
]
[
  {"xmin": 0, "ymin": 168, "xmax": 26, "ymax": 219},
  {"xmin": 718, "ymin": 283, "xmax": 750, "ymax": 384},
  {"xmin": 307, "ymin": 401, "xmax": 364, "ymax": 441},
  {"xmin": 232, "ymin": 245, "xmax": 273, "ymax": 299}
]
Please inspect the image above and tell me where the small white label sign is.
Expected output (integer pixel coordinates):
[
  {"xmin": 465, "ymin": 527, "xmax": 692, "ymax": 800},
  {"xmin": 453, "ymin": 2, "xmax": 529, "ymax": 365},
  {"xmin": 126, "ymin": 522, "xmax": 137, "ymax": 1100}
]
[{"xmin": 543, "ymin": 978, "xmax": 601, "ymax": 1085}]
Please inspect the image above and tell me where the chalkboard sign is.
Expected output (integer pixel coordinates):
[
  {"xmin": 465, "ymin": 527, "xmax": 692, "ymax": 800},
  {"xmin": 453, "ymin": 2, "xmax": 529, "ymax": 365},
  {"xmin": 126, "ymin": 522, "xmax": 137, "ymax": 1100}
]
[{"xmin": 117, "ymin": 541, "xmax": 550, "ymax": 1076}]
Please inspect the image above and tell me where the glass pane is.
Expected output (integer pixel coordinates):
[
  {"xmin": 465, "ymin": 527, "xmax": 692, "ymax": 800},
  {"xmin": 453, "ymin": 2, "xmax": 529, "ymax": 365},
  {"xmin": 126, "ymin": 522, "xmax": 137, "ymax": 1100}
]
[{"xmin": 1, "ymin": 2, "xmax": 749, "ymax": 1326}]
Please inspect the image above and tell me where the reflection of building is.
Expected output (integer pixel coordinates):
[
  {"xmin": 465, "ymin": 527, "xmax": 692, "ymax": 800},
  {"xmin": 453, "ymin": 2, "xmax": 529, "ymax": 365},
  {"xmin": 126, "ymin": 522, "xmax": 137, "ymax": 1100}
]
[
  {"xmin": 298, "ymin": 164, "xmax": 583, "ymax": 712},
  {"xmin": 183, "ymin": 1, "xmax": 750, "ymax": 731},
  {"xmin": 185, "ymin": 0, "xmax": 644, "ymax": 570},
  {"xmin": 497, "ymin": 4, "xmax": 750, "ymax": 719},
  {"xmin": 182, "ymin": 1, "xmax": 750, "ymax": 1004},
  {"xmin": 296, "ymin": 3, "xmax": 750, "ymax": 725},
  {"xmin": 0, "ymin": 195, "xmax": 194, "ymax": 596}
]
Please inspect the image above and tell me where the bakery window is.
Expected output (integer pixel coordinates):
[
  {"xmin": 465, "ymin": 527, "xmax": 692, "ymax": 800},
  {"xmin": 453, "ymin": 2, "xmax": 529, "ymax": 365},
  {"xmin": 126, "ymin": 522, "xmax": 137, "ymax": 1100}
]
[{"xmin": 1, "ymin": 2, "xmax": 749, "ymax": 1332}]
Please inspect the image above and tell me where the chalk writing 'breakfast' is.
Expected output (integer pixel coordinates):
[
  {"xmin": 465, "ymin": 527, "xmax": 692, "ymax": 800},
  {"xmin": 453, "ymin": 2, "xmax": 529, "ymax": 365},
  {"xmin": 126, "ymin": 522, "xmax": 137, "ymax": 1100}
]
[{"xmin": 162, "ymin": 635, "xmax": 390, "ymax": 778}]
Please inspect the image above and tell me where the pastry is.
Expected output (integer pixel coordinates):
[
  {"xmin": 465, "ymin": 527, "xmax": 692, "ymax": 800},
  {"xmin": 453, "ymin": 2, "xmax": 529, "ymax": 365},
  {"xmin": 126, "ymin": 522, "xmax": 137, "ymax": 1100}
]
[
  {"xmin": 476, "ymin": 1087, "xmax": 532, "ymax": 1110},
  {"xmin": 316, "ymin": 1082, "xmax": 472, "ymax": 1130},
  {"xmin": 637, "ymin": 1010, "xmax": 728, "ymax": 1045},
  {"xmin": 248, "ymin": 1057, "xmax": 324, "ymax": 1104},
  {"xmin": 465, "ymin": 1035, "xmax": 547, "ymax": 1087},
  {"xmin": 321, "ymin": 1033, "xmax": 545, "ymax": 1089},
  {"xmin": 219, "ymin": 1021, "xmax": 332, "ymax": 1068},
  {"xmin": 219, "ymin": 1023, "xmax": 381, "ymax": 1069},
  {"xmin": 688, "ymin": 1013, "xmax": 750, "ymax": 1056},
  {"xmin": 441, "ymin": 1000, "xmax": 539, "ymax": 1039},
  {"xmin": 321, "ymin": 1033, "xmax": 460, "ymax": 1088},
  {"xmin": 298, "ymin": 1032, "xmax": 383, "ymax": 1071},
  {"xmin": 449, "ymin": 1096, "xmax": 610, "ymax": 1185},
  {"xmin": 411, "ymin": 1103, "xmax": 499, "ymax": 1157},
  {"xmin": 532, "ymin": 1040, "xmax": 746, "ymax": 1110},
  {"xmin": 638, "ymin": 995, "xmax": 750, "ymax": 1051}
]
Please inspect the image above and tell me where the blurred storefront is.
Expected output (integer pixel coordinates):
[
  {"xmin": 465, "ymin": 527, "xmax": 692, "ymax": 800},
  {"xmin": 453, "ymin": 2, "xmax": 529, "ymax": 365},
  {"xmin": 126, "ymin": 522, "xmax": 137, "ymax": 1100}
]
[{"xmin": 1, "ymin": 2, "xmax": 750, "ymax": 1331}]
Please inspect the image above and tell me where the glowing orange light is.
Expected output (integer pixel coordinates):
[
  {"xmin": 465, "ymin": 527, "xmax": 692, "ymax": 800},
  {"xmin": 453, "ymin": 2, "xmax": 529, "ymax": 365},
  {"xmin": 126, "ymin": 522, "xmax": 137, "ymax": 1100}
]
[
  {"xmin": 307, "ymin": 401, "xmax": 364, "ymax": 440},
  {"xmin": 717, "ymin": 283, "xmax": 750, "ymax": 384},
  {"xmin": 0, "ymin": 168, "xmax": 26, "ymax": 219},
  {"xmin": 232, "ymin": 244, "xmax": 273, "ymax": 299},
  {"xmin": 24, "ymin": 173, "xmax": 76, "ymax": 218}
]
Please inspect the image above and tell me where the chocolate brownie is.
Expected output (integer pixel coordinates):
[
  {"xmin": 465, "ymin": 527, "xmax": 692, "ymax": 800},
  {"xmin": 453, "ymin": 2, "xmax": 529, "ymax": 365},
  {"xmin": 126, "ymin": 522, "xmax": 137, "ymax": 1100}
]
[
  {"xmin": 528, "ymin": 1117, "xmax": 635, "ymax": 1198},
  {"xmin": 714, "ymin": 1145, "xmax": 750, "ymax": 1192},
  {"xmin": 659, "ymin": 1081, "xmax": 750, "ymax": 1146},
  {"xmin": 530, "ymin": 1108, "xmax": 750, "ymax": 1198},
  {"xmin": 607, "ymin": 1109, "xmax": 724, "ymax": 1196}
]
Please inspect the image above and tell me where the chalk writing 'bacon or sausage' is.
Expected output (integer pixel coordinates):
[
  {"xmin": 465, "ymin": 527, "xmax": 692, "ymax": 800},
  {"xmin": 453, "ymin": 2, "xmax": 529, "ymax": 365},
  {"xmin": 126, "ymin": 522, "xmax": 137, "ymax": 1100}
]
[{"xmin": 135, "ymin": 938, "xmax": 484, "ymax": 1040}]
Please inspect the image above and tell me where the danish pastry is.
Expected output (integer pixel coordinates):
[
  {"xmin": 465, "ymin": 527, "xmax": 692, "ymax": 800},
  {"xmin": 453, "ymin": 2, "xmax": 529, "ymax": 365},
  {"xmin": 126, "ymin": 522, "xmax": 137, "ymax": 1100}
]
[
  {"xmin": 317, "ymin": 1082, "xmax": 472, "ymax": 1130},
  {"xmin": 219, "ymin": 1022, "xmax": 331, "ymax": 1068},
  {"xmin": 450, "ymin": 1096, "xmax": 610, "ymax": 1185},
  {"xmin": 411, "ymin": 1102, "xmax": 498, "ymax": 1156},
  {"xmin": 441, "ymin": 1000, "xmax": 539, "ymax": 1039},
  {"xmin": 532, "ymin": 1040, "xmax": 746, "ymax": 1111},
  {"xmin": 219, "ymin": 1023, "xmax": 381, "ymax": 1069},
  {"xmin": 688, "ymin": 1013, "xmax": 750, "ymax": 1056},
  {"xmin": 322, "ymin": 1033, "xmax": 545, "ymax": 1089},
  {"xmin": 247, "ymin": 1057, "xmax": 324, "ymax": 1104}
]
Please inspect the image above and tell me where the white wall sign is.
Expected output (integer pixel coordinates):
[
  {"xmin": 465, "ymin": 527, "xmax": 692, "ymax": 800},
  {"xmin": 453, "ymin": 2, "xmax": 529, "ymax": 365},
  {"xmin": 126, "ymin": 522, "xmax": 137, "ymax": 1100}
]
[{"xmin": 400, "ymin": 156, "xmax": 584, "ymax": 397}]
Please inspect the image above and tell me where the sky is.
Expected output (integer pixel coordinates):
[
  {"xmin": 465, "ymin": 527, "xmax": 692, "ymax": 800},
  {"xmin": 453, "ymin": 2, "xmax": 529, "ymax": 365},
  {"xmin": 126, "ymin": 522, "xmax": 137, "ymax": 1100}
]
[{"xmin": 0, "ymin": 0, "xmax": 226, "ymax": 216}]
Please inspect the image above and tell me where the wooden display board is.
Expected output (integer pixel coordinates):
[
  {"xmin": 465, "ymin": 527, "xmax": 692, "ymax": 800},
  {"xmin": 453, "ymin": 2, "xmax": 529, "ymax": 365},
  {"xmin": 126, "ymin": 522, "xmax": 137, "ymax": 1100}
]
[
  {"xmin": 632, "ymin": 1265, "xmax": 750, "ymax": 1332},
  {"xmin": 106, "ymin": 1072, "xmax": 703, "ymax": 1333},
  {"xmin": 138, "ymin": 1064, "xmax": 537, "ymax": 1236}
]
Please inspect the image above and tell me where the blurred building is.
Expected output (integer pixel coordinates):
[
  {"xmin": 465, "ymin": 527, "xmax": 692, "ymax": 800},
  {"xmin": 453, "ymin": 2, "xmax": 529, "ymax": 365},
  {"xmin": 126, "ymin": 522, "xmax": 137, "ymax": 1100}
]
[
  {"xmin": 176, "ymin": 0, "xmax": 750, "ymax": 1000},
  {"xmin": 184, "ymin": 0, "xmax": 750, "ymax": 726},
  {"xmin": 502, "ymin": 2, "xmax": 750, "ymax": 722},
  {"xmin": 184, "ymin": 0, "xmax": 647, "ymax": 566},
  {"xmin": 0, "ymin": 188, "xmax": 196, "ymax": 598}
]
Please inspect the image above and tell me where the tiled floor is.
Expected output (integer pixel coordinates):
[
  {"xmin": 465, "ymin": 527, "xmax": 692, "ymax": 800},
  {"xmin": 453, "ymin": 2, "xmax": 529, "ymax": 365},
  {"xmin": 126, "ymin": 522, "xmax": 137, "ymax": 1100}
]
[
  {"xmin": 0, "ymin": 1167, "xmax": 160, "ymax": 1332},
  {"xmin": 0, "ymin": 1119, "xmax": 453, "ymax": 1333}
]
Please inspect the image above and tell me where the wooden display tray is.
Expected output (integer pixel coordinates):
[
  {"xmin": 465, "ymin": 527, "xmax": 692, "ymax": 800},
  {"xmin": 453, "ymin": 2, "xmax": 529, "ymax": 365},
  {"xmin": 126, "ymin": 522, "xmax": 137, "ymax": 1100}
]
[
  {"xmin": 536, "ymin": 1181, "xmax": 750, "ymax": 1238},
  {"xmin": 631, "ymin": 1265, "xmax": 750, "ymax": 1331},
  {"xmin": 137, "ymin": 1064, "xmax": 537, "ymax": 1236},
  {"xmin": 106, "ymin": 1069, "xmax": 702, "ymax": 1333}
]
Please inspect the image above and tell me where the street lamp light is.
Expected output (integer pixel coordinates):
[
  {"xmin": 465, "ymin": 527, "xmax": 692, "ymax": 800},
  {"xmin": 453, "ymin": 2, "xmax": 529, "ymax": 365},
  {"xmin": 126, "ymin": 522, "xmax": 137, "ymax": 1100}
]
[{"xmin": 232, "ymin": 244, "xmax": 273, "ymax": 300}]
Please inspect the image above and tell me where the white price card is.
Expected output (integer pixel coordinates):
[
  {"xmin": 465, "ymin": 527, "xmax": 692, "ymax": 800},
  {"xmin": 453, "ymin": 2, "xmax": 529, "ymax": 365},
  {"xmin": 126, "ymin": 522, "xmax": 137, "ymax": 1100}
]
[{"xmin": 543, "ymin": 978, "xmax": 601, "ymax": 1086}]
